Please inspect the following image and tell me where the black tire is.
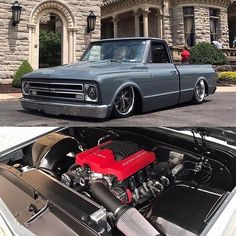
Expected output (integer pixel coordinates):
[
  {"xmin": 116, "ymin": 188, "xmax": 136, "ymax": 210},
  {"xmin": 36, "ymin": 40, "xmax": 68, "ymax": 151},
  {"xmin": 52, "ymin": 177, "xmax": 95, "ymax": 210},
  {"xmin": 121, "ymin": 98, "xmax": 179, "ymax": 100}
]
[
  {"xmin": 112, "ymin": 86, "xmax": 135, "ymax": 118},
  {"xmin": 192, "ymin": 79, "xmax": 206, "ymax": 104}
]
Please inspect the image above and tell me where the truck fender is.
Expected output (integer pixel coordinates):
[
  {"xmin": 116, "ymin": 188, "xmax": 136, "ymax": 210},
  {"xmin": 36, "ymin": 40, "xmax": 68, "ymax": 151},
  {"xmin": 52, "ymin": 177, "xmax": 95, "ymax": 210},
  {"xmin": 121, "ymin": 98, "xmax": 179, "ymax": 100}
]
[{"xmin": 111, "ymin": 82, "xmax": 144, "ymax": 110}]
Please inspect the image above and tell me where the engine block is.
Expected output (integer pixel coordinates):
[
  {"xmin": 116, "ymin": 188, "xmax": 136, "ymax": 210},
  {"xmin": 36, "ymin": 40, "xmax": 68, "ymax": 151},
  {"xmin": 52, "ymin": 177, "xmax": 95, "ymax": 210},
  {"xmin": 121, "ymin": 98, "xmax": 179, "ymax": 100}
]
[{"xmin": 75, "ymin": 140, "xmax": 156, "ymax": 181}]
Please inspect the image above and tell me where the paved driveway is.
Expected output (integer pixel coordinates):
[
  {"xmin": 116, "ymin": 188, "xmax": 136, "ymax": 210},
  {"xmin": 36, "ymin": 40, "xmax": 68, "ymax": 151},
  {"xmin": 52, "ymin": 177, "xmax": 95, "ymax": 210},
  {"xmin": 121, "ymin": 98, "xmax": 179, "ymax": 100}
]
[{"xmin": 0, "ymin": 90, "xmax": 235, "ymax": 126}]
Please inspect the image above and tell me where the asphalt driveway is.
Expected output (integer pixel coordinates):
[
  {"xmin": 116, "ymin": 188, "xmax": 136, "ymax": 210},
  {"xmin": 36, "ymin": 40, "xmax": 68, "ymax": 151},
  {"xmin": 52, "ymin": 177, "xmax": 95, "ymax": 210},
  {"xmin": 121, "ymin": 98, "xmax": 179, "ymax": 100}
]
[{"xmin": 0, "ymin": 88, "xmax": 235, "ymax": 126}]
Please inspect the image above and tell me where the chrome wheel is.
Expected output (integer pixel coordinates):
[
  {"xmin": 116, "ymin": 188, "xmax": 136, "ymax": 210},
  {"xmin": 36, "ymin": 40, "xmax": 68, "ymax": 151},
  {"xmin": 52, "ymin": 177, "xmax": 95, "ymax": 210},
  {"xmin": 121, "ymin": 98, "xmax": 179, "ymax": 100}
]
[
  {"xmin": 113, "ymin": 87, "xmax": 135, "ymax": 117},
  {"xmin": 193, "ymin": 79, "xmax": 206, "ymax": 103}
]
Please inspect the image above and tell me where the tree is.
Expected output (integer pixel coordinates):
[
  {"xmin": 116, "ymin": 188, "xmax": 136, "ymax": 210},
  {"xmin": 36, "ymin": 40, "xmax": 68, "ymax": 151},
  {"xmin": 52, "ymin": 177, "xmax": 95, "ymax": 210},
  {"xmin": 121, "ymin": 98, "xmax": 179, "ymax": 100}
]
[{"xmin": 39, "ymin": 31, "xmax": 61, "ymax": 67}]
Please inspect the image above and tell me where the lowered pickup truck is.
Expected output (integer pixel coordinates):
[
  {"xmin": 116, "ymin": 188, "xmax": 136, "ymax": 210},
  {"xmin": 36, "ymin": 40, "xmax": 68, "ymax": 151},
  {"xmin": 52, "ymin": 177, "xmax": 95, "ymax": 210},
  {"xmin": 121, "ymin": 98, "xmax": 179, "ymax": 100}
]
[{"xmin": 20, "ymin": 38, "xmax": 217, "ymax": 118}]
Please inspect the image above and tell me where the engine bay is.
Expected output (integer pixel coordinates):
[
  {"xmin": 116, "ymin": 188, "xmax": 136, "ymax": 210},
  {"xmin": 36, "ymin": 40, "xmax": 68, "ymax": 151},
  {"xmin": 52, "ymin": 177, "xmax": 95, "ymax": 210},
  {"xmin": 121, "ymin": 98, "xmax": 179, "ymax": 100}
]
[{"xmin": 1, "ymin": 127, "xmax": 236, "ymax": 236}]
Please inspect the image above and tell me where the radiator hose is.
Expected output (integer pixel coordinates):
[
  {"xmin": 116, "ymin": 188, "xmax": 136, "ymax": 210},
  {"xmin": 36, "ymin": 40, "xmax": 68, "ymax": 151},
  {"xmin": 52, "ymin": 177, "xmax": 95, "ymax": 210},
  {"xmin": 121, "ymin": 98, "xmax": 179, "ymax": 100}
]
[{"xmin": 91, "ymin": 179, "xmax": 160, "ymax": 236}]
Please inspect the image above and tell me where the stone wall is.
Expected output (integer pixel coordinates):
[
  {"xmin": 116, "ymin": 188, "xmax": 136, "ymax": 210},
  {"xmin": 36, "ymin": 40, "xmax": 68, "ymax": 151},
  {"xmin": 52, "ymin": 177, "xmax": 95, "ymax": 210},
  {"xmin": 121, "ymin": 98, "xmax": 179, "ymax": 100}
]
[
  {"xmin": 74, "ymin": 0, "xmax": 101, "ymax": 59},
  {"xmin": 171, "ymin": 4, "xmax": 229, "ymax": 47},
  {"xmin": 219, "ymin": 8, "xmax": 229, "ymax": 47},
  {"xmin": 194, "ymin": 6, "xmax": 229, "ymax": 47},
  {"xmin": 172, "ymin": 6, "xmax": 184, "ymax": 47},
  {"xmin": 163, "ymin": 0, "xmax": 172, "ymax": 45},
  {"xmin": 194, "ymin": 6, "xmax": 211, "ymax": 44},
  {"xmin": 0, "ymin": 0, "xmax": 102, "ymax": 84},
  {"xmin": 0, "ymin": 1, "xmax": 29, "ymax": 82}
]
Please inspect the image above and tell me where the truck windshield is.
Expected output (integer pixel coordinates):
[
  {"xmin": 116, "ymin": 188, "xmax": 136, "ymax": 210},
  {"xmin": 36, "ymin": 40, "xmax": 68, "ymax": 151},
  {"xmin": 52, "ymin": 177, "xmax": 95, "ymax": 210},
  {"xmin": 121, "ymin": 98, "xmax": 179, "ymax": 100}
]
[{"xmin": 81, "ymin": 40, "xmax": 147, "ymax": 63}]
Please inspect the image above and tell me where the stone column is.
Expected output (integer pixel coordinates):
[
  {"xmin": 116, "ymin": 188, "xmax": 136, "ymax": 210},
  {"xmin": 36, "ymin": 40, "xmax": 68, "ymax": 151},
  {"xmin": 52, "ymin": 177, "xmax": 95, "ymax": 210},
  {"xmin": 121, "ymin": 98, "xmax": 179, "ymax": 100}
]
[
  {"xmin": 73, "ymin": 30, "xmax": 77, "ymax": 61},
  {"xmin": 68, "ymin": 27, "xmax": 78, "ymax": 63},
  {"xmin": 113, "ymin": 16, "xmax": 118, "ymax": 38},
  {"xmin": 172, "ymin": 6, "xmax": 184, "ymax": 47},
  {"xmin": 143, "ymin": 9, "xmax": 149, "ymax": 37},
  {"xmin": 219, "ymin": 8, "xmax": 229, "ymax": 47},
  {"xmin": 28, "ymin": 23, "xmax": 40, "ymax": 70},
  {"xmin": 68, "ymin": 30, "xmax": 73, "ymax": 63},
  {"xmin": 134, "ymin": 12, "xmax": 140, "ymax": 37},
  {"xmin": 62, "ymin": 24, "xmax": 68, "ymax": 65},
  {"xmin": 28, "ymin": 24, "xmax": 36, "ymax": 68},
  {"xmin": 194, "ymin": 6, "xmax": 211, "ymax": 44},
  {"xmin": 162, "ymin": 0, "xmax": 172, "ymax": 45},
  {"xmin": 157, "ymin": 13, "xmax": 163, "ymax": 38}
]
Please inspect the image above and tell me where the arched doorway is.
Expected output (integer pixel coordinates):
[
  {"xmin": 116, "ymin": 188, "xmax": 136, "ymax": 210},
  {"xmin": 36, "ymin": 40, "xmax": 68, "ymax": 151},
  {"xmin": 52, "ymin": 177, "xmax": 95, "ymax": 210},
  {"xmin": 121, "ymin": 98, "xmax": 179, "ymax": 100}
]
[
  {"xmin": 39, "ymin": 12, "xmax": 62, "ymax": 68},
  {"xmin": 28, "ymin": 0, "xmax": 77, "ymax": 70}
]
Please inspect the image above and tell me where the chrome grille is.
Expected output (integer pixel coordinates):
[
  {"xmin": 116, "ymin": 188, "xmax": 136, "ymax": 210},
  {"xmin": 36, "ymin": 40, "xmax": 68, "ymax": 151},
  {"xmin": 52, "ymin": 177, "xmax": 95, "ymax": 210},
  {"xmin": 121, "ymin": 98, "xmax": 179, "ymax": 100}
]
[{"xmin": 27, "ymin": 81, "xmax": 84, "ymax": 100}]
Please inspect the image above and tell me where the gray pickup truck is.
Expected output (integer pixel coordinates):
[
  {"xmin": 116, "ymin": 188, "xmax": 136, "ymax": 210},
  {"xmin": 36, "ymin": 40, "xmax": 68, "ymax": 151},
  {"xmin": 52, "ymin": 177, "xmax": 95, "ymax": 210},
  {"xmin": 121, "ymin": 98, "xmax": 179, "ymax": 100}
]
[{"xmin": 20, "ymin": 38, "xmax": 217, "ymax": 119}]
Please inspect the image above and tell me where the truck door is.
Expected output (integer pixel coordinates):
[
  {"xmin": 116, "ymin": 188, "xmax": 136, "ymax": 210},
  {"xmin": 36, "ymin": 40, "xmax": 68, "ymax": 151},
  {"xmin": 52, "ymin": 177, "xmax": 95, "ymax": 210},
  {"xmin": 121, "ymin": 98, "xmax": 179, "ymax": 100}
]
[{"xmin": 145, "ymin": 41, "xmax": 180, "ymax": 109}]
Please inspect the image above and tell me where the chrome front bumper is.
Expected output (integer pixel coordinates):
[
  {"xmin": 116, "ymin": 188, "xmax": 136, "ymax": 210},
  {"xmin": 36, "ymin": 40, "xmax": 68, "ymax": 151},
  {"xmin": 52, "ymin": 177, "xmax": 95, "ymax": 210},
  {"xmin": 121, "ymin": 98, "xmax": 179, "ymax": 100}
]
[{"xmin": 20, "ymin": 98, "xmax": 109, "ymax": 119}]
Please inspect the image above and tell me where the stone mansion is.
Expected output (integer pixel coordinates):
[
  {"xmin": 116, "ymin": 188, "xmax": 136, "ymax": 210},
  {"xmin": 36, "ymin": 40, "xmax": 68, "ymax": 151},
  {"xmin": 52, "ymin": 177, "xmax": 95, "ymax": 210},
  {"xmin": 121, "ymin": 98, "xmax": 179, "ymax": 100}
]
[{"xmin": 0, "ymin": 0, "xmax": 235, "ymax": 83}]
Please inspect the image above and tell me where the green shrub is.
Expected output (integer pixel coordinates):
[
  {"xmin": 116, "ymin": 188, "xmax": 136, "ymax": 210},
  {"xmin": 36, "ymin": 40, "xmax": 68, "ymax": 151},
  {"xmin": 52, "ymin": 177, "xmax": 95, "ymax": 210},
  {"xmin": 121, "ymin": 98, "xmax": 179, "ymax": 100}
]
[
  {"xmin": 190, "ymin": 42, "xmax": 228, "ymax": 65},
  {"xmin": 218, "ymin": 72, "xmax": 236, "ymax": 82},
  {"xmin": 12, "ymin": 60, "xmax": 33, "ymax": 88}
]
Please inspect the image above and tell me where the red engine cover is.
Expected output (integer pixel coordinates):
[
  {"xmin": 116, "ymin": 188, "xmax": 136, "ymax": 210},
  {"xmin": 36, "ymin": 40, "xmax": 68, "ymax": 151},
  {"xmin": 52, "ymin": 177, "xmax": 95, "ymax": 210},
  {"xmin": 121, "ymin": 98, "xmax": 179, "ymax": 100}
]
[{"xmin": 75, "ymin": 141, "xmax": 156, "ymax": 181}]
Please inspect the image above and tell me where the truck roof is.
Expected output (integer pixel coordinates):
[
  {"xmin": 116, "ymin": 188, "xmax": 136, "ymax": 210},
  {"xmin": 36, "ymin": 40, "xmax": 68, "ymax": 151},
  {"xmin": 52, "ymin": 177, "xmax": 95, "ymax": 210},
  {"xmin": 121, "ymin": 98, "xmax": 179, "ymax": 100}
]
[{"xmin": 93, "ymin": 37, "xmax": 164, "ymax": 43}]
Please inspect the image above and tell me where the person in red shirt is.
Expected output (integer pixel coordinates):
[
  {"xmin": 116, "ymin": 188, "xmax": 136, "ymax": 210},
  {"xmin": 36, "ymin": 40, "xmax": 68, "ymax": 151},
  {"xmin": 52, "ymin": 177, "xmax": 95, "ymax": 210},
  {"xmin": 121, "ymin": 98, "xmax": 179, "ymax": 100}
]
[{"xmin": 181, "ymin": 46, "xmax": 190, "ymax": 64}]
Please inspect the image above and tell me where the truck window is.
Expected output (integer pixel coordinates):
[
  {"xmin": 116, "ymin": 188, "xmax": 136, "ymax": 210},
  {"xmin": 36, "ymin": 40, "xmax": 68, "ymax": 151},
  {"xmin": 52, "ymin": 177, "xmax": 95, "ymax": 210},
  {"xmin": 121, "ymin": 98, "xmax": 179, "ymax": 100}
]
[
  {"xmin": 82, "ymin": 40, "xmax": 146, "ymax": 63},
  {"xmin": 149, "ymin": 42, "xmax": 170, "ymax": 63}
]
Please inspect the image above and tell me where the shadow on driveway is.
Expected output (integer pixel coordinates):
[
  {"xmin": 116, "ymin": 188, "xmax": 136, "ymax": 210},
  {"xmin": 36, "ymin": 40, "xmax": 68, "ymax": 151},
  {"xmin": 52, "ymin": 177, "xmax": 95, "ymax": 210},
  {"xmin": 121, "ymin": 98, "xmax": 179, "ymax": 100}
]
[{"xmin": 16, "ymin": 99, "xmax": 212, "ymax": 123}]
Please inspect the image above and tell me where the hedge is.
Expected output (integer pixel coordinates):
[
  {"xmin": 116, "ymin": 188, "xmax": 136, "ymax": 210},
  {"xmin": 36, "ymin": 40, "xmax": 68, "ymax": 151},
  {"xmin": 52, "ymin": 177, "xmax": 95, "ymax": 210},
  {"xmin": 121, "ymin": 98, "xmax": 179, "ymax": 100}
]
[
  {"xmin": 12, "ymin": 60, "xmax": 33, "ymax": 88},
  {"xmin": 190, "ymin": 42, "xmax": 228, "ymax": 65},
  {"xmin": 218, "ymin": 72, "xmax": 236, "ymax": 82}
]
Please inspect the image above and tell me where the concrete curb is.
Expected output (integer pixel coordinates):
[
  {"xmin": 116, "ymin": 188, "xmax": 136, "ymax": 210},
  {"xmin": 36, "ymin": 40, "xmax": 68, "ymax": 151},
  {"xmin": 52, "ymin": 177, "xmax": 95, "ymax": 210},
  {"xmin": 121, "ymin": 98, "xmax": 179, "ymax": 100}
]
[
  {"xmin": 0, "ymin": 93, "xmax": 22, "ymax": 100},
  {"xmin": 0, "ymin": 86, "xmax": 235, "ymax": 101},
  {"xmin": 216, "ymin": 86, "xmax": 236, "ymax": 93}
]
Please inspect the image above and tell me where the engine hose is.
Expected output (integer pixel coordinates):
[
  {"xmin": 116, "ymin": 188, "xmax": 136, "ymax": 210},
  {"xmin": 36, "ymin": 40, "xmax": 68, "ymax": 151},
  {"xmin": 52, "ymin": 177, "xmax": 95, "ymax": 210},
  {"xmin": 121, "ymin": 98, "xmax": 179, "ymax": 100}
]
[
  {"xmin": 91, "ymin": 179, "xmax": 127, "ymax": 215},
  {"xmin": 91, "ymin": 179, "xmax": 160, "ymax": 236}
]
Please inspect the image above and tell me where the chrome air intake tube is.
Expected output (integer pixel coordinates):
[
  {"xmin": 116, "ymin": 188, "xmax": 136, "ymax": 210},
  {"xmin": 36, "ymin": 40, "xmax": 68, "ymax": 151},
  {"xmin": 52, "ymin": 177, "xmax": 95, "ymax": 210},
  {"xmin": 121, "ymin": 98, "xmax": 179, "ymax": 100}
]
[{"xmin": 91, "ymin": 180, "xmax": 160, "ymax": 236}]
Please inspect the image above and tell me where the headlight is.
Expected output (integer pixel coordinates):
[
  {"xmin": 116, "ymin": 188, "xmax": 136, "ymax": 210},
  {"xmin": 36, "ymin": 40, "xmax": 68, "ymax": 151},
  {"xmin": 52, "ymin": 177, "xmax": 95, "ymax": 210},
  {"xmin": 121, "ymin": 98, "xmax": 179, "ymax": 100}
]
[
  {"xmin": 22, "ymin": 81, "xmax": 30, "ymax": 95},
  {"xmin": 84, "ymin": 84, "xmax": 98, "ymax": 102}
]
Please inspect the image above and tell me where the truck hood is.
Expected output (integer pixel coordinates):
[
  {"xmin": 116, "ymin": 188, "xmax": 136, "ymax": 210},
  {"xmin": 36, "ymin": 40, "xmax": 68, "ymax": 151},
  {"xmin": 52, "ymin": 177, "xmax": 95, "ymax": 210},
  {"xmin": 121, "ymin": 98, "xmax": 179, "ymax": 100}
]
[
  {"xmin": 0, "ymin": 127, "xmax": 60, "ymax": 159},
  {"xmin": 173, "ymin": 128, "xmax": 236, "ymax": 147},
  {"xmin": 23, "ymin": 61, "xmax": 146, "ymax": 80},
  {"xmin": 167, "ymin": 127, "xmax": 236, "ymax": 152}
]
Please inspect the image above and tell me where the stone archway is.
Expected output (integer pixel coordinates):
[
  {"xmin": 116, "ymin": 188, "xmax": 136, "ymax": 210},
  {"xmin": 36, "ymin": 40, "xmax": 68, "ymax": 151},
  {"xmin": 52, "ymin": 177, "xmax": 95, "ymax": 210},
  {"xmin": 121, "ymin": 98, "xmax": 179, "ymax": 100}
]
[{"xmin": 28, "ymin": 0, "xmax": 77, "ymax": 69}]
